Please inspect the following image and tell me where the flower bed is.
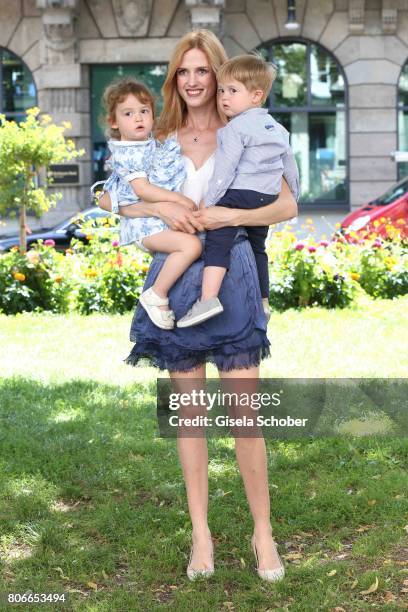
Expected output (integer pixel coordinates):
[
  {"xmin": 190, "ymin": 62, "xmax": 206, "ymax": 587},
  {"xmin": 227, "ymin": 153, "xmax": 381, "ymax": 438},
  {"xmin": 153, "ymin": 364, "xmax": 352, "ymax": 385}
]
[{"xmin": 0, "ymin": 218, "xmax": 407, "ymax": 315}]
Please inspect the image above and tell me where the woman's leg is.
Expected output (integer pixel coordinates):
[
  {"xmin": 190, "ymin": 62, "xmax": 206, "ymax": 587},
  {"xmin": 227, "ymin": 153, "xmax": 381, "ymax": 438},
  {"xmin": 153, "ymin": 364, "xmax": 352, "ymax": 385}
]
[
  {"xmin": 171, "ymin": 364, "xmax": 213, "ymax": 570},
  {"xmin": 143, "ymin": 230, "xmax": 202, "ymax": 309},
  {"xmin": 218, "ymin": 366, "xmax": 281, "ymax": 571}
]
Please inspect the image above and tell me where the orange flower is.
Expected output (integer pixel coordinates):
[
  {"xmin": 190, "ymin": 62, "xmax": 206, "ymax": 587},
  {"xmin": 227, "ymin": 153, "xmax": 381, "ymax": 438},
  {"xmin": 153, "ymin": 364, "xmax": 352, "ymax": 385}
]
[
  {"xmin": 13, "ymin": 272, "xmax": 26, "ymax": 282},
  {"xmin": 351, "ymin": 272, "xmax": 360, "ymax": 281},
  {"xmin": 54, "ymin": 275, "xmax": 63, "ymax": 283}
]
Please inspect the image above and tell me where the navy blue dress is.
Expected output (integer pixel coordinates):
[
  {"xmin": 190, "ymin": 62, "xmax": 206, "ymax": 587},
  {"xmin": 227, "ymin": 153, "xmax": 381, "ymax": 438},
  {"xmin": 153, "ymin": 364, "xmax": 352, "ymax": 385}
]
[{"xmin": 125, "ymin": 230, "xmax": 270, "ymax": 373}]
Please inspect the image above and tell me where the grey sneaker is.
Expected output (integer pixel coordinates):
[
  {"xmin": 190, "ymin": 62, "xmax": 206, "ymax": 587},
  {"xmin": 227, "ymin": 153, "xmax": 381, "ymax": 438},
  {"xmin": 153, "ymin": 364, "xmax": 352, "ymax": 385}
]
[{"xmin": 177, "ymin": 297, "xmax": 224, "ymax": 328}]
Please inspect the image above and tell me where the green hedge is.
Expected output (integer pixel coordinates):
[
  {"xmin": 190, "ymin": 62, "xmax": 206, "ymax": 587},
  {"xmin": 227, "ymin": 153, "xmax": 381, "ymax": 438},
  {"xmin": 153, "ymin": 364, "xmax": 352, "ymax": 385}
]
[{"xmin": 0, "ymin": 223, "xmax": 407, "ymax": 315}]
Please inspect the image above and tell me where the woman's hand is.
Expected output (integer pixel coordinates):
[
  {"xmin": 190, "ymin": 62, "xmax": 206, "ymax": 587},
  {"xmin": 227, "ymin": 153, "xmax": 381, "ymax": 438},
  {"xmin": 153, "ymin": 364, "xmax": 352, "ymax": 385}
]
[
  {"xmin": 176, "ymin": 195, "xmax": 197, "ymax": 211},
  {"xmin": 157, "ymin": 201, "xmax": 205, "ymax": 233},
  {"xmin": 192, "ymin": 205, "xmax": 238, "ymax": 230},
  {"xmin": 193, "ymin": 179, "xmax": 298, "ymax": 230}
]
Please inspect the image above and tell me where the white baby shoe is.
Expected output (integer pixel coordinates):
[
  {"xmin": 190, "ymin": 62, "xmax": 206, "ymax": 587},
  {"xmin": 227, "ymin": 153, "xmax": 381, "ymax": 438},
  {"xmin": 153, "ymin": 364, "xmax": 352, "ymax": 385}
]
[{"xmin": 139, "ymin": 287, "xmax": 175, "ymax": 330}]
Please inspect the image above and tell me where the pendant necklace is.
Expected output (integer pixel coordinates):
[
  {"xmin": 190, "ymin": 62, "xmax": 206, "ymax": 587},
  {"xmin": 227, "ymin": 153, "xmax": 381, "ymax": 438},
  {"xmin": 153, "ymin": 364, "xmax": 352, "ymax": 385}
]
[{"xmin": 191, "ymin": 121, "xmax": 212, "ymax": 144}]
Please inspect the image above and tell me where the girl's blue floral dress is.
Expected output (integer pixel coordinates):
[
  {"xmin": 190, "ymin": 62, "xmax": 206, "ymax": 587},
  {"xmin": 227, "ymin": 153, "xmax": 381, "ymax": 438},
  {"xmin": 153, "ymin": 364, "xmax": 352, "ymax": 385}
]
[{"xmin": 104, "ymin": 138, "xmax": 186, "ymax": 250}]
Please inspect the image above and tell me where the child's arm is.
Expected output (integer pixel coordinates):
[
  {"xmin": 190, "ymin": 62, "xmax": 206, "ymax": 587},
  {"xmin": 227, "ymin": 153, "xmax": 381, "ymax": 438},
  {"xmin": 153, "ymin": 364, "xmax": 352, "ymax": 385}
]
[
  {"xmin": 203, "ymin": 124, "xmax": 244, "ymax": 207},
  {"xmin": 128, "ymin": 177, "xmax": 195, "ymax": 210}
]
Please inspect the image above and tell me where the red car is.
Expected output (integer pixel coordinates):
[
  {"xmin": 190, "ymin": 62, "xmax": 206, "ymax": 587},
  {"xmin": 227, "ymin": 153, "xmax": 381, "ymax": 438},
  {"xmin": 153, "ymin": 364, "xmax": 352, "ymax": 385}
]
[{"xmin": 340, "ymin": 176, "xmax": 408, "ymax": 241}]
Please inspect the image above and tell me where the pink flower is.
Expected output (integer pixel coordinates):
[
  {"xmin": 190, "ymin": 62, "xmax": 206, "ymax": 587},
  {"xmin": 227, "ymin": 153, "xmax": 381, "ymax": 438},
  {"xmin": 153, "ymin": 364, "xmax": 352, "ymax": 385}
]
[
  {"xmin": 44, "ymin": 239, "xmax": 55, "ymax": 247},
  {"xmin": 373, "ymin": 240, "xmax": 382, "ymax": 249},
  {"xmin": 319, "ymin": 240, "xmax": 329, "ymax": 247},
  {"xmin": 111, "ymin": 240, "xmax": 119, "ymax": 247},
  {"xmin": 295, "ymin": 242, "xmax": 305, "ymax": 251},
  {"xmin": 308, "ymin": 246, "xmax": 316, "ymax": 253}
]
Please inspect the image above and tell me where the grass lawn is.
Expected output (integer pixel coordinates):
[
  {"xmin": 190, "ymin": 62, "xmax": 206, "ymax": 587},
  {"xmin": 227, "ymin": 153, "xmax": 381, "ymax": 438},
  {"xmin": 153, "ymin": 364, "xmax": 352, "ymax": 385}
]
[{"xmin": 0, "ymin": 296, "xmax": 407, "ymax": 611}]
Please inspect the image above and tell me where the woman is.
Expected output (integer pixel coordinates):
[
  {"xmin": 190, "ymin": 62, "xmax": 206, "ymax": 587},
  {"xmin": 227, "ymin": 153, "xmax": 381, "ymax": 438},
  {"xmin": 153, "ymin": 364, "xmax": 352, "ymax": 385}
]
[{"xmin": 99, "ymin": 30, "xmax": 298, "ymax": 581}]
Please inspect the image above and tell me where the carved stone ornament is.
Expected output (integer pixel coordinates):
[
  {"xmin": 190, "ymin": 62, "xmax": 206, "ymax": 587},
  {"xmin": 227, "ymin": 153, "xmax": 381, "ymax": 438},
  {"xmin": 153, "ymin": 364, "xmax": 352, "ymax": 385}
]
[
  {"xmin": 185, "ymin": 0, "xmax": 225, "ymax": 35},
  {"xmin": 348, "ymin": 0, "xmax": 365, "ymax": 34},
  {"xmin": 382, "ymin": 1, "xmax": 397, "ymax": 34},
  {"xmin": 112, "ymin": 0, "xmax": 150, "ymax": 37},
  {"xmin": 36, "ymin": 0, "xmax": 78, "ymax": 65},
  {"xmin": 36, "ymin": 0, "xmax": 77, "ymax": 8}
]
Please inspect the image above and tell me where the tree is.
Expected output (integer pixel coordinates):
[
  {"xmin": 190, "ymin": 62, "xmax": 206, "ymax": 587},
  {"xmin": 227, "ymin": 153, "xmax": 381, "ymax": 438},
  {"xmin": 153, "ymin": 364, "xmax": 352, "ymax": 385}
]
[{"xmin": 0, "ymin": 108, "xmax": 84, "ymax": 253}]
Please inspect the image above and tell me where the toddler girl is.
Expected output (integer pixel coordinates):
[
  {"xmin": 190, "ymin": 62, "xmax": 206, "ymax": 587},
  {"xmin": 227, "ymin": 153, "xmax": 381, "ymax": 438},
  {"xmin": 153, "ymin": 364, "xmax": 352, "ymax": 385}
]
[{"xmin": 99, "ymin": 77, "xmax": 202, "ymax": 330}]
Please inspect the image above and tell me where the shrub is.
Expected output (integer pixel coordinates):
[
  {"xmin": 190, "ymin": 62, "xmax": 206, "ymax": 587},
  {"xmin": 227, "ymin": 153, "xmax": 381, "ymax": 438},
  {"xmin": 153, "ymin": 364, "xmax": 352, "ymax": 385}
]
[
  {"xmin": 267, "ymin": 231, "xmax": 357, "ymax": 311},
  {"xmin": 358, "ymin": 240, "xmax": 408, "ymax": 299},
  {"xmin": 0, "ymin": 242, "xmax": 71, "ymax": 314}
]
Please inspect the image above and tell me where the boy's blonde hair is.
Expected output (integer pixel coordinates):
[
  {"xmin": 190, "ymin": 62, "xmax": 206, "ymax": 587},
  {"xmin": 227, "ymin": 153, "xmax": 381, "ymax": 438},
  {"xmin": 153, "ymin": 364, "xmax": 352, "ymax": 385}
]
[
  {"xmin": 102, "ymin": 77, "xmax": 155, "ymax": 139},
  {"xmin": 217, "ymin": 54, "xmax": 277, "ymax": 105}
]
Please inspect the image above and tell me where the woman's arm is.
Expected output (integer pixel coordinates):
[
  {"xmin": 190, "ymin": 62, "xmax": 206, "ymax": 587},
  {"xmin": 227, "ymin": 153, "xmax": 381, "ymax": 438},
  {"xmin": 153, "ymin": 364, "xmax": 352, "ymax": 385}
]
[
  {"xmin": 193, "ymin": 179, "xmax": 298, "ymax": 230},
  {"xmin": 97, "ymin": 191, "xmax": 204, "ymax": 233}
]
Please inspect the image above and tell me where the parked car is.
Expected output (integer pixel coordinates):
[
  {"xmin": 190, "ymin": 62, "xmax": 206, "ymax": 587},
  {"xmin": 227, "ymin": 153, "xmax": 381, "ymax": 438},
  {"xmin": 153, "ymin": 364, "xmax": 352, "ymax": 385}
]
[
  {"xmin": 0, "ymin": 207, "xmax": 118, "ymax": 253},
  {"xmin": 340, "ymin": 176, "xmax": 408, "ymax": 240}
]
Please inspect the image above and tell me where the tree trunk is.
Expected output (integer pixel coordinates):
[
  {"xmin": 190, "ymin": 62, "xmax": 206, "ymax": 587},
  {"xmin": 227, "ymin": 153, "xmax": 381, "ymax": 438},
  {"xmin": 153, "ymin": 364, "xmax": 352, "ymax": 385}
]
[{"xmin": 19, "ymin": 202, "xmax": 27, "ymax": 254}]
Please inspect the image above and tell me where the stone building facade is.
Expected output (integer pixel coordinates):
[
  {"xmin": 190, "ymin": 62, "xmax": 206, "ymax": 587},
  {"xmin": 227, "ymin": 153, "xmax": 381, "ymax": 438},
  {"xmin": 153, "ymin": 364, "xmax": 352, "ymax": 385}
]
[{"xmin": 1, "ymin": 0, "xmax": 408, "ymax": 224}]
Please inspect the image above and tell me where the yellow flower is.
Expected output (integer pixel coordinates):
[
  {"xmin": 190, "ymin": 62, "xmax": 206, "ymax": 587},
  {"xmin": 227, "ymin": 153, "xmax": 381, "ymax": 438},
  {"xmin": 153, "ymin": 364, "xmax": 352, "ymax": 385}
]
[
  {"xmin": 380, "ymin": 217, "xmax": 386, "ymax": 223},
  {"xmin": 54, "ymin": 275, "xmax": 63, "ymax": 283},
  {"xmin": 10, "ymin": 246, "xmax": 19, "ymax": 252},
  {"xmin": 306, "ymin": 218, "xmax": 313, "ymax": 224},
  {"xmin": 373, "ymin": 220, "xmax": 380, "ymax": 228},
  {"xmin": 397, "ymin": 218, "xmax": 406, "ymax": 225},
  {"xmin": 335, "ymin": 222, "xmax": 341, "ymax": 229},
  {"xmin": 13, "ymin": 272, "xmax": 26, "ymax": 282},
  {"xmin": 86, "ymin": 235, "xmax": 93, "ymax": 241},
  {"xmin": 351, "ymin": 272, "xmax": 360, "ymax": 281},
  {"xmin": 85, "ymin": 268, "xmax": 97, "ymax": 278}
]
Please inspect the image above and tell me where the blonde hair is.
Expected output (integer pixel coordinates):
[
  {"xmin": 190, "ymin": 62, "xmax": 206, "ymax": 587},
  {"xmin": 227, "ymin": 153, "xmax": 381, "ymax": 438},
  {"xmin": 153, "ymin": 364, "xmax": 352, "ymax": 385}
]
[
  {"xmin": 156, "ymin": 30, "xmax": 228, "ymax": 139},
  {"xmin": 102, "ymin": 77, "xmax": 155, "ymax": 139},
  {"xmin": 217, "ymin": 53, "xmax": 277, "ymax": 105}
]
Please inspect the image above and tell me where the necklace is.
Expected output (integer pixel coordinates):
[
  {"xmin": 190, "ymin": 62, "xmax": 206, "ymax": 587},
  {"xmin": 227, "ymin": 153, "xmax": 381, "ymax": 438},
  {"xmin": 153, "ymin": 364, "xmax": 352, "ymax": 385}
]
[{"xmin": 190, "ymin": 121, "xmax": 212, "ymax": 144}]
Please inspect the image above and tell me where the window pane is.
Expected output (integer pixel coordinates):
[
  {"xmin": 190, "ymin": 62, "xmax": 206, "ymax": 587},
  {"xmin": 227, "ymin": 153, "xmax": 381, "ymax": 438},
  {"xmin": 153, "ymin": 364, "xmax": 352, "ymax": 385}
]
[
  {"xmin": 1, "ymin": 49, "xmax": 36, "ymax": 113},
  {"xmin": 273, "ymin": 111, "xmax": 347, "ymax": 204},
  {"xmin": 91, "ymin": 64, "xmax": 167, "ymax": 181},
  {"xmin": 310, "ymin": 44, "xmax": 345, "ymax": 107},
  {"xmin": 398, "ymin": 63, "xmax": 408, "ymax": 107},
  {"xmin": 270, "ymin": 43, "xmax": 307, "ymax": 108},
  {"xmin": 398, "ymin": 109, "xmax": 408, "ymax": 180}
]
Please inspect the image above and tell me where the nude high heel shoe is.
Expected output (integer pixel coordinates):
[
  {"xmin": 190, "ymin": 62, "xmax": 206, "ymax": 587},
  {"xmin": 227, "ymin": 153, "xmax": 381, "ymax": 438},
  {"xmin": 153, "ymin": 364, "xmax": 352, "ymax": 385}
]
[
  {"xmin": 251, "ymin": 535, "xmax": 285, "ymax": 582},
  {"xmin": 186, "ymin": 536, "xmax": 214, "ymax": 581}
]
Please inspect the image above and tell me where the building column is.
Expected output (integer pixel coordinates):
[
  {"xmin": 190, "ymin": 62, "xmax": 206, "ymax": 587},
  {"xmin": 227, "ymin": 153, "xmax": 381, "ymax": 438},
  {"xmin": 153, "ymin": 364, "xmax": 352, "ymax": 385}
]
[{"xmin": 35, "ymin": 0, "xmax": 91, "ymax": 222}]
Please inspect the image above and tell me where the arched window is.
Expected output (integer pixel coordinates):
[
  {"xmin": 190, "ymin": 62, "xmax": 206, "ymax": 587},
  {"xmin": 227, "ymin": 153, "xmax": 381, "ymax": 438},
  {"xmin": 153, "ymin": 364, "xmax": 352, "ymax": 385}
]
[
  {"xmin": 0, "ymin": 48, "xmax": 36, "ymax": 121},
  {"xmin": 398, "ymin": 61, "xmax": 408, "ymax": 180},
  {"xmin": 257, "ymin": 39, "xmax": 348, "ymax": 207}
]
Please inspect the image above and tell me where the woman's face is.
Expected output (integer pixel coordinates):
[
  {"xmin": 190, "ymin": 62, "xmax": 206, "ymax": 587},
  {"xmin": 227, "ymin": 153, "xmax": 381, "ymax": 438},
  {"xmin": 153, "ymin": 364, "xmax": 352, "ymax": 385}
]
[{"xmin": 176, "ymin": 48, "xmax": 217, "ymax": 109}]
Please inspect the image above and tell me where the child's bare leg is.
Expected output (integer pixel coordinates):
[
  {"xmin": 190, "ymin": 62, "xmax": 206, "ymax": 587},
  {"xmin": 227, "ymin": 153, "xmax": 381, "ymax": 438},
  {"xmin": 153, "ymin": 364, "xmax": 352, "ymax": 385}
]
[
  {"xmin": 142, "ymin": 230, "xmax": 202, "ymax": 310},
  {"xmin": 201, "ymin": 266, "xmax": 226, "ymax": 301}
]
